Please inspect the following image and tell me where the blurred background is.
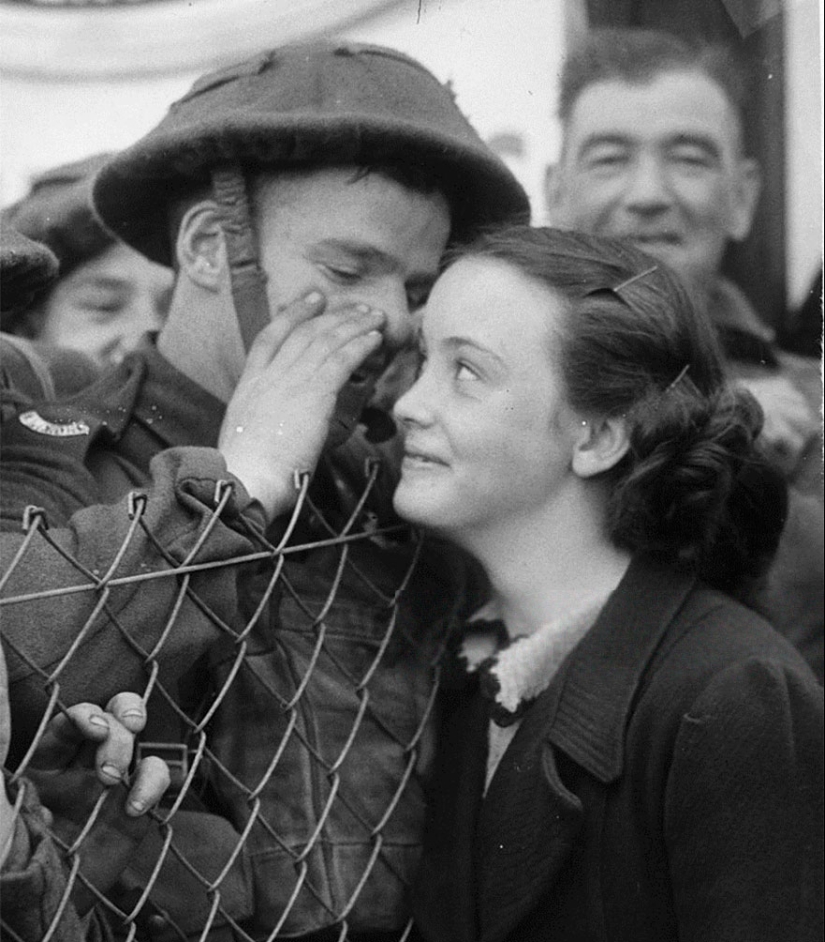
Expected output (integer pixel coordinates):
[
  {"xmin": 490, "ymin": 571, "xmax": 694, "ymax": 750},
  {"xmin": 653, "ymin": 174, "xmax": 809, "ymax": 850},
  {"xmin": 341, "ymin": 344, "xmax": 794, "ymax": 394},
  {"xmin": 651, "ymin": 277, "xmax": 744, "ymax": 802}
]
[{"xmin": 0, "ymin": 0, "xmax": 821, "ymax": 331}]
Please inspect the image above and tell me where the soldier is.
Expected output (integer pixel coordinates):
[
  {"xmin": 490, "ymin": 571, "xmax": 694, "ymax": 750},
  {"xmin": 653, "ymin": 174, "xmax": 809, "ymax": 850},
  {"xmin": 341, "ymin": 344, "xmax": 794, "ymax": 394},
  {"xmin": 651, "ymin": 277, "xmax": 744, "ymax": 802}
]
[
  {"xmin": 0, "ymin": 41, "xmax": 528, "ymax": 940},
  {"xmin": 2, "ymin": 153, "xmax": 174, "ymax": 369},
  {"xmin": 1, "ymin": 224, "xmax": 171, "ymax": 942}
]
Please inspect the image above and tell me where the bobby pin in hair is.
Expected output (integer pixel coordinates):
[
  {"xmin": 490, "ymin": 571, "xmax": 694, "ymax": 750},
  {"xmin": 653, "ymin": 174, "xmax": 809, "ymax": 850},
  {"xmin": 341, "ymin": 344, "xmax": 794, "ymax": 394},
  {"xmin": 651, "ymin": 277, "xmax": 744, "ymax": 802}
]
[
  {"xmin": 664, "ymin": 363, "xmax": 691, "ymax": 393},
  {"xmin": 612, "ymin": 264, "xmax": 659, "ymax": 297},
  {"xmin": 583, "ymin": 264, "xmax": 659, "ymax": 304}
]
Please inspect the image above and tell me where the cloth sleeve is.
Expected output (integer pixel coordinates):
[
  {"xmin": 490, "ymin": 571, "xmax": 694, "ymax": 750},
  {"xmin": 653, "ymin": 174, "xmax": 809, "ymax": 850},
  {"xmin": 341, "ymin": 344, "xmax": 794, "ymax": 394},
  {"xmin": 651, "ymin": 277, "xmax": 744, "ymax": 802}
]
[
  {"xmin": 0, "ymin": 446, "xmax": 268, "ymax": 748},
  {"xmin": 665, "ymin": 658, "xmax": 824, "ymax": 942}
]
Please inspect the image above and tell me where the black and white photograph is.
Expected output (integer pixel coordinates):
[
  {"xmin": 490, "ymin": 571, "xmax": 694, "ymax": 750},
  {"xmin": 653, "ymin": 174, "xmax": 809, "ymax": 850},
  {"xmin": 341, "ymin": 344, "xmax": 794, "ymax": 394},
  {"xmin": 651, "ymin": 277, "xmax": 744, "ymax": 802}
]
[{"xmin": 1, "ymin": 1, "xmax": 822, "ymax": 939}]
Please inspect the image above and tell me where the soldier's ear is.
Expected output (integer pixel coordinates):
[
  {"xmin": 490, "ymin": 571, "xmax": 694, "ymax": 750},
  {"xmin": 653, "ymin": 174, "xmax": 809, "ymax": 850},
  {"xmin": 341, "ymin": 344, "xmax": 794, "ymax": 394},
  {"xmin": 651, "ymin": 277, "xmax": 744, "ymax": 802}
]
[
  {"xmin": 728, "ymin": 157, "xmax": 761, "ymax": 242},
  {"xmin": 176, "ymin": 201, "xmax": 227, "ymax": 291}
]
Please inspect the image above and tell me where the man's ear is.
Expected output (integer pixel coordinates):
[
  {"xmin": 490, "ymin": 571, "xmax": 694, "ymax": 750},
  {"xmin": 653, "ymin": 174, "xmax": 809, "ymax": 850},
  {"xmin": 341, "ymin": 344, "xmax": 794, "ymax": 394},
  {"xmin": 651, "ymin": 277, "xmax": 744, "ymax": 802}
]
[
  {"xmin": 728, "ymin": 157, "xmax": 761, "ymax": 242},
  {"xmin": 571, "ymin": 415, "xmax": 630, "ymax": 478},
  {"xmin": 175, "ymin": 201, "xmax": 227, "ymax": 292}
]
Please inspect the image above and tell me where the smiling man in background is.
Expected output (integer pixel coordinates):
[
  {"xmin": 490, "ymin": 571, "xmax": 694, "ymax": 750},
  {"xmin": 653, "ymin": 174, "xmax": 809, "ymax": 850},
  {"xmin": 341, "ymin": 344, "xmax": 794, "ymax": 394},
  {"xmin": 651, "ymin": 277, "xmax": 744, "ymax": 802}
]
[
  {"xmin": 546, "ymin": 27, "xmax": 821, "ymax": 494},
  {"xmin": 545, "ymin": 27, "xmax": 823, "ymax": 682}
]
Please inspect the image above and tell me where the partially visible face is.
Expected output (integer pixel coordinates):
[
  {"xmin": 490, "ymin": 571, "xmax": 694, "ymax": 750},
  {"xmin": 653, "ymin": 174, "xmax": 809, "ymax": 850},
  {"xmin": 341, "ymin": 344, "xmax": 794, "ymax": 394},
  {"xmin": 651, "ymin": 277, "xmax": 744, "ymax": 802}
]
[
  {"xmin": 392, "ymin": 257, "xmax": 581, "ymax": 545},
  {"xmin": 549, "ymin": 71, "xmax": 758, "ymax": 295},
  {"xmin": 252, "ymin": 167, "xmax": 452, "ymax": 442},
  {"xmin": 36, "ymin": 242, "xmax": 173, "ymax": 367}
]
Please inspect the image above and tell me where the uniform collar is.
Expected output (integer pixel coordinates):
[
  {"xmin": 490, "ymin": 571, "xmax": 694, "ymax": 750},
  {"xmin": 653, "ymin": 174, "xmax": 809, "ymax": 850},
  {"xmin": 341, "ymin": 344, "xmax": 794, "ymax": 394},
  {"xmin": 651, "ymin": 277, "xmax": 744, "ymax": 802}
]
[
  {"xmin": 543, "ymin": 556, "xmax": 696, "ymax": 783},
  {"xmin": 129, "ymin": 339, "xmax": 226, "ymax": 449}
]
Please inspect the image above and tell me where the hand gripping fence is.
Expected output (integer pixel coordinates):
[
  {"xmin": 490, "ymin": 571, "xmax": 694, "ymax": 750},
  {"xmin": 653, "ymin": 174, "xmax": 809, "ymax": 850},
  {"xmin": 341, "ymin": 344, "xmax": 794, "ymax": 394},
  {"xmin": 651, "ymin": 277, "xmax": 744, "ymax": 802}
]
[{"xmin": 0, "ymin": 465, "xmax": 464, "ymax": 941}]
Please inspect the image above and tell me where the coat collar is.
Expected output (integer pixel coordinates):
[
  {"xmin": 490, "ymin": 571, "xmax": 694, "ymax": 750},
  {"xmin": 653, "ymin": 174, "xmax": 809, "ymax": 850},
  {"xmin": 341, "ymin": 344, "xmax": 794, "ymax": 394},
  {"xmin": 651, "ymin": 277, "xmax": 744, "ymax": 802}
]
[{"xmin": 546, "ymin": 555, "xmax": 696, "ymax": 784}]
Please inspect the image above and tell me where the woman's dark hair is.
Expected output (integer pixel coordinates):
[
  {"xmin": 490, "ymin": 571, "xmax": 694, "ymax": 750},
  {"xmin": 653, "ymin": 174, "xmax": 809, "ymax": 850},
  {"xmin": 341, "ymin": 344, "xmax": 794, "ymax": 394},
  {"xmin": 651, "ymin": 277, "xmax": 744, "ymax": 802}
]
[{"xmin": 453, "ymin": 225, "xmax": 787, "ymax": 591}]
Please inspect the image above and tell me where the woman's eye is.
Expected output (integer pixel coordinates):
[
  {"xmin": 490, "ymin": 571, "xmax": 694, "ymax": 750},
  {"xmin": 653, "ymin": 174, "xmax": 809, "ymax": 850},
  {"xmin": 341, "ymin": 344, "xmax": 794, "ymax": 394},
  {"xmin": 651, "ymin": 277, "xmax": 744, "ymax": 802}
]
[{"xmin": 455, "ymin": 361, "xmax": 478, "ymax": 382}]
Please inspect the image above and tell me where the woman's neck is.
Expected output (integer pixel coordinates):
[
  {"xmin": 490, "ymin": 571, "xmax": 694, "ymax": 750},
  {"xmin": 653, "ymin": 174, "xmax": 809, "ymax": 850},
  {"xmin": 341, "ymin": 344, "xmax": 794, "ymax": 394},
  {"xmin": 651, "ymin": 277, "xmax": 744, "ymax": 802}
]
[{"xmin": 463, "ymin": 487, "xmax": 631, "ymax": 637}]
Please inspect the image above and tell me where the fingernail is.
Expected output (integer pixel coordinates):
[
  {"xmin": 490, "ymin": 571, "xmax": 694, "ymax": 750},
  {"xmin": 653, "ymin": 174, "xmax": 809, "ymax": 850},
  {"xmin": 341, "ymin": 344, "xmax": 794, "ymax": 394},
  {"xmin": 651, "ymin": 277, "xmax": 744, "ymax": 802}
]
[
  {"xmin": 89, "ymin": 714, "xmax": 109, "ymax": 729},
  {"xmin": 305, "ymin": 291, "xmax": 323, "ymax": 305},
  {"xmin": 101, "ymin": 763, "xmax": 122, "ymax": 782},
  {"xmin": 128, "ymin": 799, "xmax": 145, "ymax": 815},
  {"xmin": 122, "ymin": 708, "xmax": 145, "ymax": 721}
]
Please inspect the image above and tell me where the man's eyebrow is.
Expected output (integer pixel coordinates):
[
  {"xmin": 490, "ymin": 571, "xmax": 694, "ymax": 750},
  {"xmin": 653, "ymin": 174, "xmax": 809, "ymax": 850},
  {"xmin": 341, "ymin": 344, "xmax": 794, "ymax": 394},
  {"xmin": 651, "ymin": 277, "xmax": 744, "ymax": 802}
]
[
  {"xmin": 666, "ymin": 133, "xmax": 722, "ymax": 158},
  {"xmin": 577, "ymin": 133, "xmax": 631, "ymax": 155},
  {"xmin": 74, "ymin": 275, "xmax": 129, "ymax": 290},
  {"xmin": 315, "ymin": 239, "xmax": 439, "ymax": 284},
  {"xmin": 314, "ymin": 239, "xmax": 395, "ymax": 268}
]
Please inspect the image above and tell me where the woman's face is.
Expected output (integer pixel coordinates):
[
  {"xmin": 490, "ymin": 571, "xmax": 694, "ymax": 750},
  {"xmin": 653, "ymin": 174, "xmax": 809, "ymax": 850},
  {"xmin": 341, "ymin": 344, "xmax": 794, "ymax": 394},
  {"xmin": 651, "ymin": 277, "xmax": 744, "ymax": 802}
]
[{"xmin": 392, "ymin": 256, "xmax": 582, "ymax": 543}]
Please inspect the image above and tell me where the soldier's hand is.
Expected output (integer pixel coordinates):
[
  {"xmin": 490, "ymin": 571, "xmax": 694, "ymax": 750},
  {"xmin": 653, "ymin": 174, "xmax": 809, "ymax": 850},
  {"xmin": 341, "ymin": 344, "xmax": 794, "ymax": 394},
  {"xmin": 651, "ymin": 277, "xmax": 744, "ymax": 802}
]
[
  {"xmin": 219, "ymin": 290, "xmax": 386, "ymax": 520},
  {"xmin": 17, "ymin": 691, "xmax": 170, "ymax": 912}
]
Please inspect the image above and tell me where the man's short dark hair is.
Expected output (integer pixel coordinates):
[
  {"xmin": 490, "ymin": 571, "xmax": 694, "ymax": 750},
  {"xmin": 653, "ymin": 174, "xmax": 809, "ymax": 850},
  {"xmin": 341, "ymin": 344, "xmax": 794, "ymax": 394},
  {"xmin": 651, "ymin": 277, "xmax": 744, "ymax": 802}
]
[{"xmin": 558, "ymin": 28, "xmax": 749, "ymax": 138}]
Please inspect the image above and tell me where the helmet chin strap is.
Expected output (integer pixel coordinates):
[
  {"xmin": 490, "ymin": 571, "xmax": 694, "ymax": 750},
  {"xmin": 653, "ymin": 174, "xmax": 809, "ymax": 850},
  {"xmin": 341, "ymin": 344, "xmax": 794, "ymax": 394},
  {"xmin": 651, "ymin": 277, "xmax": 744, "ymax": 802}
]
[{"xmin": 210, "ymin": 164, "xmax": 271, "ymax": 353}]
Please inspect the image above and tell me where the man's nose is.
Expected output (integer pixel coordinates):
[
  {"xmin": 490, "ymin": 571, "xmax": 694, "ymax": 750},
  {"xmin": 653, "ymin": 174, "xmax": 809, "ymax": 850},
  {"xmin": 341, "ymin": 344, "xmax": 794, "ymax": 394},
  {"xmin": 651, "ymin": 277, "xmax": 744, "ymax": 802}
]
[
  {"xmin": 132, "ymin": 297, "xmax": 167, "ymax": 335},
  {"xmin": 365, "ymin": 283, "xmax": 417, "ymax": 350},
  {"xmin": 623, "ymin": 154, "xmax": 672, "ymax": 212}
]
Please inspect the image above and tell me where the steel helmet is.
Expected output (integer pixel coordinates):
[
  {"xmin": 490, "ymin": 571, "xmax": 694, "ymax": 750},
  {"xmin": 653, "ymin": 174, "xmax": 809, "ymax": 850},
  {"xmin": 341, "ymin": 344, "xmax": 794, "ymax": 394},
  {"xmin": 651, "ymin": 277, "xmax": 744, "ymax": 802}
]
[
  {"xmin": 3, "ymin": 153, "xmax": 116, "ymax": 283},
  {"xmin": 93, "ymin": 41, "xmax": 529, "ymax": 261},
  {"xmin": 92, "ymin": 41, "xmax": 530, "ymax": 350},
  {"xmin": 1, "ymin": 227, "xmax": 59, "ymax": 319}
]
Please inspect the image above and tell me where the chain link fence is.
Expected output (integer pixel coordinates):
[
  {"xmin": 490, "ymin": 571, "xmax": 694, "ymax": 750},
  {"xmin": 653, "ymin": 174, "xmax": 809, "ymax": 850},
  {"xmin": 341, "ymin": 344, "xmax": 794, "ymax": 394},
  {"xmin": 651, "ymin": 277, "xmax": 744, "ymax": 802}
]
[{"xmin": 1, "ymin": 468, "xmax": 464, "ymax": 941}]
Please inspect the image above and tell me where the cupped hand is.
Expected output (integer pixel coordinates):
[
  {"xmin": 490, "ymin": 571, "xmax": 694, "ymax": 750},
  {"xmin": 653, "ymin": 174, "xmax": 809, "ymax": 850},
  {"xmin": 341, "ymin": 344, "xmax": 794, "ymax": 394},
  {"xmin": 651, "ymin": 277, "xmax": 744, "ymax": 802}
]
[{"xmin": 219, "ymin": 290, "xmax": 386, "ymax": 520}]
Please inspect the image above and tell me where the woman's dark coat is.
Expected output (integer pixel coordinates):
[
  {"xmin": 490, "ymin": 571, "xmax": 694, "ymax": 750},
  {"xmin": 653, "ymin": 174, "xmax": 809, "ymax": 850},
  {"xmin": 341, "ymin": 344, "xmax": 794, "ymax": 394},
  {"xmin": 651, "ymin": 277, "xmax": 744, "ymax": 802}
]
[{"xmin": 413, "ymin": 558, "xmax": 824, "ymax": 942}]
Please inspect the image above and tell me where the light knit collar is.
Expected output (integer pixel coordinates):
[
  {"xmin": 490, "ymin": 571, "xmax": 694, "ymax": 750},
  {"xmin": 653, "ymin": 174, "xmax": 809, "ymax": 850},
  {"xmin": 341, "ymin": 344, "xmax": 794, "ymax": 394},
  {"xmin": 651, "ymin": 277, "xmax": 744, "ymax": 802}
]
[{"xmin": 459, "ymin": 594, "xmax": 608, "ymax": 727}]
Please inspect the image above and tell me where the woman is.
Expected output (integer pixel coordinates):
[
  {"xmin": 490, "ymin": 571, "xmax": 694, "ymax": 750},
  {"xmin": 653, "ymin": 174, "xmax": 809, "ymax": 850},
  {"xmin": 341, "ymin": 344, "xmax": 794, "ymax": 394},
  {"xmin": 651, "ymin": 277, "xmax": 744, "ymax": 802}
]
[{"xmin": 392, "ymin": 227, "xmax": 823, "ymax": 941}]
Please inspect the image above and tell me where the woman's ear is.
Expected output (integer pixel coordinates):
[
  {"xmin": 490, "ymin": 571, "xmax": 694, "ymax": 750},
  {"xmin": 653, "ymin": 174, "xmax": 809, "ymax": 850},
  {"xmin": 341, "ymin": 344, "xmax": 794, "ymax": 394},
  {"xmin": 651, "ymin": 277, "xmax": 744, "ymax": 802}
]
[
  {"xmin": 175, "ymin": 201, "xmax": 227, "ymax": 292},
  {"xmin": 572, "ymin": 415, "xmax": 630, "ymax": 478}
]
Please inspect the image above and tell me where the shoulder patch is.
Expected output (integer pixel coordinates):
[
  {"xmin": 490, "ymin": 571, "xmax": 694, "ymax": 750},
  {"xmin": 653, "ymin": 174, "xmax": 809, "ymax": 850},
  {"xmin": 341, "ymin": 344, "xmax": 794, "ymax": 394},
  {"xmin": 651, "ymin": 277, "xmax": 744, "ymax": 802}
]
[{"xmin": 18, "ymin": 410, "xmax": 91, "ymax": 437}]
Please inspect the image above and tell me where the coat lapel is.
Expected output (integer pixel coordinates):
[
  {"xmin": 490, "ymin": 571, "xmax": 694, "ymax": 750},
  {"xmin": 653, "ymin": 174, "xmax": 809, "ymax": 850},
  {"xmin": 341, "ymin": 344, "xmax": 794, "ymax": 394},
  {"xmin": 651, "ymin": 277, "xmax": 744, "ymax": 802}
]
[{"xmin": 475, "ymin": 670, "xmax": 583, "ymax": 942}]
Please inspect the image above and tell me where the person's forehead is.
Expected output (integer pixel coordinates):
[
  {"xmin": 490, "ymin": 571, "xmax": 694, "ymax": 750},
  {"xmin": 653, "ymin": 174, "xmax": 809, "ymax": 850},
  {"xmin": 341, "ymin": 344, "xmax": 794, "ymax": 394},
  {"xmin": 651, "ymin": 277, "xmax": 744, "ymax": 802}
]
[
  {"xmin": 254, "ymin": 165, "xmax": 452, "ymax": 270},
  {"xmin": 255, "ymin": 166, "xmax": 450, "ymax": 228},
  {"xmin": 426, "ymin": 257, "xmax": 559, "ymax": 348},
  {"xmin": 567, "ymin": 70, "xmax": 741, "ymax": 149},
  {"xmin": 67, "ymin": 242, "xmax": 174, "ymax": 288}
]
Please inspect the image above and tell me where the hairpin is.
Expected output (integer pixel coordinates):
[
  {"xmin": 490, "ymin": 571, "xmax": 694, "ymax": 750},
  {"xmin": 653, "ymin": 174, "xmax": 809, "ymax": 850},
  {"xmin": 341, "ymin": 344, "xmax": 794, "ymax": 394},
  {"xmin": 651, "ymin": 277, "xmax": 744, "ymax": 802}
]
[
  {"xmin": 612, "ymin": 264, "xmax": 659, "ymax": 296},
  {"xmin": 664, "ymin": 362, "xmax": 691, "ymax": 392},
  {"xmin": 584, "ymin": 264, "xmax": 659, "ymax": 303}
]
